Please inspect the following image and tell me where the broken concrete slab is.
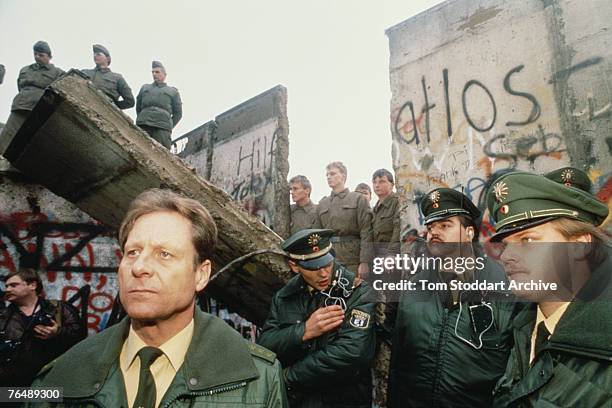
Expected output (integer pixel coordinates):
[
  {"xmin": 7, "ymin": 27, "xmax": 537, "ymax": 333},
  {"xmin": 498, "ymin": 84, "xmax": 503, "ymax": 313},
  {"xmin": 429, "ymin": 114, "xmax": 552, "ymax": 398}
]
[{"xmin": 2, "ymin": 70, "xmax": 291, "ymax": 325}]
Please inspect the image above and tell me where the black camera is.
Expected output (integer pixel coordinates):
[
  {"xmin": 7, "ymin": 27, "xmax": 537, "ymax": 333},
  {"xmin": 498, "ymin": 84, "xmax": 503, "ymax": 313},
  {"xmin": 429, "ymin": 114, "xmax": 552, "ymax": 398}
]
[{"xmin": 32, "ymin": 312, "xmax": 54, "ymax": 327}]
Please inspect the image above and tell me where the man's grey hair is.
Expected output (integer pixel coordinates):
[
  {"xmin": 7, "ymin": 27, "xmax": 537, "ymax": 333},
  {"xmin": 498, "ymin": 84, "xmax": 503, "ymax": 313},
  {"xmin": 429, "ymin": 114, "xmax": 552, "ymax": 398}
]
[{"xmin": 289, "ymin": 175, "xmax": 312, "ymax": 191}]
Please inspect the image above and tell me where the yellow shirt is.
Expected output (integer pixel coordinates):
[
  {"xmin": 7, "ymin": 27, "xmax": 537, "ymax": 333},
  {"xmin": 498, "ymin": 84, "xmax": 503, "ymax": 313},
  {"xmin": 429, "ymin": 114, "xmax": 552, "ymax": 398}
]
[
  {"xmin": 529, "ymin": 302, "xmax": 570, "ymax": 364},
  {"xmin": 120, "ymin": 320, "xmax": 194, "ymax": 408}
]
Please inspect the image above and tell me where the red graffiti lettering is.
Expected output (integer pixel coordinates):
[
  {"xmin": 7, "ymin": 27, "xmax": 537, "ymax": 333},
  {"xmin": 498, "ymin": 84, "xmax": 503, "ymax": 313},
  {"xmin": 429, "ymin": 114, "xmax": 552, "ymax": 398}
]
[{"xmin": 89, "ymin": 292, "xmax": 114, "ymax": 313}]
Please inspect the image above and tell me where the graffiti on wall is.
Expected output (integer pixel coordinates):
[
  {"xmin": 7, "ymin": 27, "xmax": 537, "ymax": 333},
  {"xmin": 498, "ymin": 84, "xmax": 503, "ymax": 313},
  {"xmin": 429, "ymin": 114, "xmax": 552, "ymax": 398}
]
[
  {"xmin": 0, "ymin": 209, "xmax": 120, "ymax": 334},
  {"xmin": 210, "ymin": 118, "xmax": 280, "ymax": 226},
  {"xmin": 391, "ymin": 56, "xmax": 611, "ymax": 237}
]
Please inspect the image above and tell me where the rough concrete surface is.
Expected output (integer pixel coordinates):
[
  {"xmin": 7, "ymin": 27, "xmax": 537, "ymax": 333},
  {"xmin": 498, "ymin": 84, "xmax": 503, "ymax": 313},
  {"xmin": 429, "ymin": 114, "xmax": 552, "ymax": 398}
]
[
  {"xmin": 2, "ymin": 70, "xmax": 291, "ymax": 325},
  {"xmin": 387, "ymin": 0, "xmax": 612, "ymax": 239},
  {"xmin": 177, "ymin": 86, "xmax": 291, "ymax": 238}
]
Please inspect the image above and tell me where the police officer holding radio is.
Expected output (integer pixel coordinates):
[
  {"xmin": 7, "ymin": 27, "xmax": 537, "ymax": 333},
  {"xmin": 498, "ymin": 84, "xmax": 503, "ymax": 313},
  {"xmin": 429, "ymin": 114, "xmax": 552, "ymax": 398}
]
[
  {"xmin": 0, "ymin": 268, "xmax": 82, "ymax": 386},
  {"xmin": 388, "ymin": 188, "xmax": 519, "ymax": 407},
  {"xmin": 258, "ymin": 229, "xmax": 377, "ymax": 407}
]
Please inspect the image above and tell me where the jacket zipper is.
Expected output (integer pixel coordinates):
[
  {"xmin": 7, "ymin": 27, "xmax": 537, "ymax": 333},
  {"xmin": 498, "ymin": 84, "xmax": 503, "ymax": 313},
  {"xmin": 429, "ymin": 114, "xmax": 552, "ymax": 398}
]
[{"xmin": 162, "ymin": 381, "xmax": 248, "ymax": 407}]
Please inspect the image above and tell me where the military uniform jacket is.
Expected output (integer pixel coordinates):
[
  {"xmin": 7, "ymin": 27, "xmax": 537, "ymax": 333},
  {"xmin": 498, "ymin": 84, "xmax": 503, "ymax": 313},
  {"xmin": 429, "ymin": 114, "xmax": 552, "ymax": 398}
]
[
  {"xmin": 30, "ymin": 309, "xmax": 288, "ymax": 407},
  {"xmin": 290, "ymin": 201, "xmax": 319, "ymax": 235},
  {"xmin": 136, "ymin": 82, "xmax": 183, "ymax": 130},
  {"xmin": 316, "ymin": 189, "xmax": 373, "ymax": 267},
  {"xmin": 388, "ymin": 258, "xmax": 520, "ymax": 408},
  {"xmin": 492, "ymin": 250, "xmax": 612, "ymax": 407},
  {"xmin": 372, "ymin": 192, "xmax": 401, "ymax": 257},
  {"xmin": 11, "ymin": 63, "xmax": 64, "ymax": 111},
  {"xmin": 257, "ymin": 264, "xmax": 376, "ymax": 408},
  {"xmin": 82, "ymin": 67, "xmax": 134, "ymax": 109}
]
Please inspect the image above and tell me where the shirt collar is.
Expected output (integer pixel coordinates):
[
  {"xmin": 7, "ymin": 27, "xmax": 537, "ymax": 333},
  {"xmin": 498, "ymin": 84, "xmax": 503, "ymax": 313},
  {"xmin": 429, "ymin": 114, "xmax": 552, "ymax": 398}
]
[
  {"xmin": 295, "ymin": 199, "xmax": 313, "ymax": 209},
  {"xmin": 374, "ymin": 192, "xmax": 396, "ymax": 210},
  {"xmin": 536, "ymin": 302, "xmax": 570, "ymax": 336},
  {"xmin": 331, "ymin": 188, "xmax": 349, "ymax": 198},
  {"xmin": 124, "ymin": 319, "xmax": 194, "ymax": 372}
]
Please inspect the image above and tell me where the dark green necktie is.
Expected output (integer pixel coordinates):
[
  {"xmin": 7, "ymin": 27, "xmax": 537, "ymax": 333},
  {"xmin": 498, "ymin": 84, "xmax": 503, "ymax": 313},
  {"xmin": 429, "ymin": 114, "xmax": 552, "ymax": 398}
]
[
  {"xmin": 534, "ymin": 321, "xmax": 550, "ymax": 357},
  {"xmin": 132, "ymin": 347, "xmax": 163, "ymax": 408}
]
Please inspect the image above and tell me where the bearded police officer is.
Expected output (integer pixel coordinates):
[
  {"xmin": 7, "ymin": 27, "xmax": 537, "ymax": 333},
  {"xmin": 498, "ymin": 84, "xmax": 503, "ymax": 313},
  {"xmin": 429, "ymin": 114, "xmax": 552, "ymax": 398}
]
[
  {"xmin": 1, "ymin": 41, "xmax": 63, "ymax": 154},
  {"xmin": 258, "ymin": 229, "xmax": 376, "ymax": 408},
  {"xmin": 388, "ymin": 188, "xmax": 518, "ymax": 408},
  {"xmin": 82, "ymin": 44, "xmax": 134, "ymax": 110},
  {"xmin": 136, "ymin": 61, "xmax": 182, "ymax": 149},
  {"xmin": 486, "ymin": 170, "xmax": 611, "ymax": 407},
  {"xmin": 30, "ymin": 189, "xmax": 287, "ymax": 407},
  {"xmin": 316, "ymin": 161, "xmax": 374, "ymax": 279}
]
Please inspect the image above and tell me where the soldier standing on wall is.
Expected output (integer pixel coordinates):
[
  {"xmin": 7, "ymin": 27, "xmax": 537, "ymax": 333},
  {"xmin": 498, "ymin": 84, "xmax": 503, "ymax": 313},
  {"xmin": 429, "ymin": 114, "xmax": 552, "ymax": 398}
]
[
  {"xmin": 136, "ymin": 61, "xmax": 183, "ymax": 149},
  {"xmin": 0, "ymin": 41, "xmax": 64, "ymax": 154},
  {"xmin": 82, "ymin": 44, "xmax": 134, "ymax": 110}
]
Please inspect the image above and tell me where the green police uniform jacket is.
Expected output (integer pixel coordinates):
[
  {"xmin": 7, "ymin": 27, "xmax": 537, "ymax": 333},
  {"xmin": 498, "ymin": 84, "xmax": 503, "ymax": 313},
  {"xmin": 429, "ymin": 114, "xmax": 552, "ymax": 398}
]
[
  {"xmin": 388, "ymin": 256, "xmax": 519, "ymax": 408},
  {"xmin": 29, "ymin": 309, "xmax": 288, "ymax": 407},
  {"xmin": 136, "ymin": 82, "xmax": 183, "ymax": 131},
  {"xmin": 82, "ymin": 67, "xmax": 134, "ymax": 110},
  {"xmin": 372, "ymin": 192, "xmax": 401, "ymax": 257},
  {"xmin": 257, "ymin": 264, "xmax": 376, "ymax": 408},
  {"xmin": 11, "ymin": 63, "xmax": 64, "ymax": 111},
  {"xmin": 290, "ymin": 201, "xmax": 319, "ymax": 236},
  {"xmin": 492, "ymin": 250, "xmax": 612, "ymax": 407},
  {"xmin": 316, "ymin": 189, "xmax": 374, "ymax": 269}
]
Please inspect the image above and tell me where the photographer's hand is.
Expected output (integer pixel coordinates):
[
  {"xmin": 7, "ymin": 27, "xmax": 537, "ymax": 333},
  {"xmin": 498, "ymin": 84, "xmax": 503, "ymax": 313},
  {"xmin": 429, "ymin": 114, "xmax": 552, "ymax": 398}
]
[{"xmin": 33, "ymin": 319, "xmax": 59, "ymax": 340}]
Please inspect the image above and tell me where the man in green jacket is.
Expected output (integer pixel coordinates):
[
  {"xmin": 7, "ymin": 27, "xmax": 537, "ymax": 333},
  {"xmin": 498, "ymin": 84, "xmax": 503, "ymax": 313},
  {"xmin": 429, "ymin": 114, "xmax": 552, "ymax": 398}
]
[
  {"xmin": 388, "ymin": 188, "xmax": 518, "ymax": 408},
  {"xmin": 258, "ymin": 229, "xmax": 377, "ymax": 407},
  {"xmin": 31, "ymin": 189, "xmax": 288, "ymax": 407},
  {"xmin": 371, "ymin": 168, "xmax": 400, "ymax": 259},
  {"xmin": 289, "ymin": 175, "xmax": 318, "ymax": 236},
  {"xmin": 136, "ymin": 61, "xmax": 182, "ymax": 149},
  {"xmin": 316, "ymin": 161, "xmax": 374, "ymax": 279},
  {"xmin": 486, "ymin": 170, "xmax": 611, "ymax": 407},
  {"xmin": 1, "ymin": 41, "xmax": 63, "ymax": 154},
  {"xmin": 82, "ymin": 44, "xmax": 134, "ymax": 110}
]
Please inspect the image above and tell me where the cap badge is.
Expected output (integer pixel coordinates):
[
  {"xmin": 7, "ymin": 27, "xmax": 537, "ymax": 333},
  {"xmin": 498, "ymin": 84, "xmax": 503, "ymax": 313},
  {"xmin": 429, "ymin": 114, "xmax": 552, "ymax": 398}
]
[
  {"xmin": 493, "ymin": 181, "xmax": 509, "ymax": 203},
  {"xmin": 561, "ymin": 169, "xmax": 574, "ymax": 186},
  {"xmin": 308, "ymin": 234, "xmax": 321, "ymax": 247},
  {"xmin": 430, "ymin": 191, "xmax": 441, "ymax": 208},
  {"xmin": 500, "ymin": 204, "xmax": 510, "ymax": 214}
]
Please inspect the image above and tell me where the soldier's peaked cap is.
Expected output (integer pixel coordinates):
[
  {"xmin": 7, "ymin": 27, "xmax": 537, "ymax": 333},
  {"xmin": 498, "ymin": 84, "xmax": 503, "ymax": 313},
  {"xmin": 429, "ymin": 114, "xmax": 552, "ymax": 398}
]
[
  {"xmin": 420, "ymin": 188, "xmax": 480, "ymax": 225},
  {"xmin": 33, "ymin": 40, "xmax": 51, "ymax": 56},
  {"xmin": 282, "ymin": 229, "xmax": 335, "ymax": 270},
  {"xmin": 92, "ymin": 44, "xmax": 111, "ymax": 64},
  {"xmin": 486, "ymin": 171, "xmax": 608, "ymax": 242},
  {"xmin": 152, "ymin": 60, "xmax": 165, "ymax": 70}
]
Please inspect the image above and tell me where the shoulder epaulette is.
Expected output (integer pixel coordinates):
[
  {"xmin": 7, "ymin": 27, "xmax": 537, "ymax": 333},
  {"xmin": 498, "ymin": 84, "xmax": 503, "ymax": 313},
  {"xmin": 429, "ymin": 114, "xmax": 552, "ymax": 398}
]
[{"xmin": 247, "ymin": 342, "xmax": 277, "ymax": 364}]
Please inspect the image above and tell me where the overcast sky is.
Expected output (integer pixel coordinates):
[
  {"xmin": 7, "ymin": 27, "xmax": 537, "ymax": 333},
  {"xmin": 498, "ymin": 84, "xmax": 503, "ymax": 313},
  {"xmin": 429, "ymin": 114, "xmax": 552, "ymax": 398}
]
[{"xmin": 0, "ymin": 0, "xmax": 441, "ymax": 203}]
